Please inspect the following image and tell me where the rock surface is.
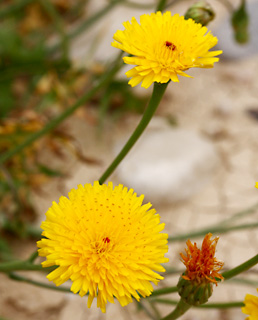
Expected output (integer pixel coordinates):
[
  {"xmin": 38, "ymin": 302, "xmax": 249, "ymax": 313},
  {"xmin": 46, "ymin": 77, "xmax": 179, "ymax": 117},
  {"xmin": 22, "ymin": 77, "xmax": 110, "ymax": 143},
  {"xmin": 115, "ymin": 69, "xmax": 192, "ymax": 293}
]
[{"xmin": 114, "ymin": 120, "xmax": 219, "ymax": 204}]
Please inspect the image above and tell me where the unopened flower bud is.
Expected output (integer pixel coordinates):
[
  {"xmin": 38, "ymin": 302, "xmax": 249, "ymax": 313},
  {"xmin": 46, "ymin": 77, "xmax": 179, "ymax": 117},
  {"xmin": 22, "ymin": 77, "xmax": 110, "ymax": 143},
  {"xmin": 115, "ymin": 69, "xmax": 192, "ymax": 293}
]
[
  {"xmin": 231, "ymin": 0, "xmax": 249, "ymax": 44},
  {"xmin": 185, "ymin": 1, "xmax": 215, "ymax": 26},
  {"xmin": 177, "ymin": 276, "xmax": 213, "ymax": 306}
]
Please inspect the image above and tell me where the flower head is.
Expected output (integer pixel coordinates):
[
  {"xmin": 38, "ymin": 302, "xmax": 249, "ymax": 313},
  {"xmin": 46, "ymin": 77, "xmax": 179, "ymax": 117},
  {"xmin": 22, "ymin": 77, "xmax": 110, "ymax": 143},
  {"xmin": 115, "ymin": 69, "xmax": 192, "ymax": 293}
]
[
  {"xmin": 256, "ymin": 182, "xmax": 258, "ymax": 189},
  {"xmin": 242, "ymin": 289, "xmax": 258, "ymax": 320},
  {"xmin": 112, "ymin": 12, "xmax": 222, "ymax": 88},
  {"xmin": 37, "ymin": 182, "xmax": 169, "ymax": 312},
  {"xmin": 180, "ymin": 233, "xmax": 224, "ymax": 285}
]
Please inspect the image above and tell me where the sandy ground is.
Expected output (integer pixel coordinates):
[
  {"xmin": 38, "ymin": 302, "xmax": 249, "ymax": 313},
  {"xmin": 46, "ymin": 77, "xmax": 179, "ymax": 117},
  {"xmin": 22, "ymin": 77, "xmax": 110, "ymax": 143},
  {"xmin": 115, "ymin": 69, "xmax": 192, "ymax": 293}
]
[{"xmin": 1, "ymin": 1, "xmax": 258, "ymax": 319}]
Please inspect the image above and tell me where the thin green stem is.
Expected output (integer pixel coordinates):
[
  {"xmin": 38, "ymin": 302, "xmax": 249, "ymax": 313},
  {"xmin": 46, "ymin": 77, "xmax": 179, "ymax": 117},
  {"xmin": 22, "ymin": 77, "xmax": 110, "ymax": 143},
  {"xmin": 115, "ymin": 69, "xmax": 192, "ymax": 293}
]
[
  {"xmin": 153, "ymin": 298, "xmax": 244, "ymax": 309},
  {"xmin": 156, "ymin": 0, "xmax": 168, "ymax": 11},
  {"xmin": 27, "ymin": 250, "xmax": 38, "ymax": 263},
  {"xmin": 147, "ymin": 300, "xmax": 162, "ymax": 319},
  {"xmin": 98, "ymin": 82, "xmax": 169, "ymax": 184},
  {"xmin": 161, "ymin": 298, "xmax": 191, "ymax": 320},
  {"xmin": 39, "ymin": 0, "xmax": 69, "ymax": 60},
  {"xmin": 123, "ymin": 1, "xmax": 155, "ymax": 9},
  {"xmin": 0, "ymin": 260, "xmax": 49, "ymax": 272},
  {"xmin": 168, "ymin": 222, "xmax": 258, "ymax": 242},
  {"xmin": 8, "ymin": 272, "xmax": 72, "ymax": 293},
  {"xmin": 220, "ymin": 202, "xmax": 258, "ymax": 225},
  {"xmin": 165, "ymin": 0, "xmax": 183, "ymax": 8},
  {"xmin": 0, "ymin": 53, "xmax": 123, "ymax": 165},
  {"xmin": 151, "ymin": 286, "xmax": 178, "ymax": 297},
  {"xmin": 228, "ymin": 277, "xmax": 258, "ymax": 287},
  {"xmin": 137, "ymin": 301, "xmax": 157, "ymax": 320},
  {"xmin": 199, "ymin": 301, "xmax": 244, "ymax": 308},
  {"xmin": 222, "ymin": 254, "xmax": 258, "ymax": 280},
  {"xmin": 49, "ymin": 0, "xmax": 126, "ymax": 54}
]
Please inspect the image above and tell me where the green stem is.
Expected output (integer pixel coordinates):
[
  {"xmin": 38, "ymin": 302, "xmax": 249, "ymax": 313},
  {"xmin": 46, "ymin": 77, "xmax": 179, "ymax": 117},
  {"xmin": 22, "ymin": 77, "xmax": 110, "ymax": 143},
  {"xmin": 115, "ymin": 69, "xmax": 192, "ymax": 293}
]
[
  {"xmin": 123, "ymin": 1, "xmax": 156, "ymax": 9},
  {"xmin": 153, "ymin": 298, "xmax": 244, "ymax": 309},
  {"xmin": 0, "ymin": 53, "xmax": 123, "ymax": 165},
  {"xmin": 137, "ymin": 301, "xmax": 157, "ymax": 320},
  {"xmin": 199, "ymin": 301, "xmax": 244, "ymax": 309},
  {"xmin": 49, "ymin": 0, "xmax": 126, "ymax": 54},
  {"xmin": 151, "ymin": 286, "xmax": 178, "ymax": 297},
  {"xmin": 98, "ymin": 82, "xmax": 168, "ymax": 184},
  {"xmin": 220, "ymin": 202, "xmax": 258, "ymax": 225},
  {"xmin": 147, "ymin": 300, "xmax": 162, "ymax": 319},
  {"xmin": 222, "ymin": 254, "xmax": 258, "ymax": 280},
  {"xmin": 156, "ymin": 0, "xmax": 167, "ymax": 11},
  {"xmin": 228, "ymin": 277, "xmax": 258, "ymax": 287},
  {"xmin": 39, "ymin": 0, "xmax": 69, "ymax": 60},
  {"xmin": 8, "ymin": 272, "xmax": 72, "ymax": 293},
  {"xmin": 27, "ymin": 250, "xmax": 38, "ymax": 263},
  {"xmin": 0, "ymin": 260, "xmax": 50, "ymax": 272},
  {"xmin": 161, "ymin": 298, "xmax": 191, "ymax": 320},
  {"xmin": 168, "ymin": 221, "xmax": 258, "ymax": 242}
]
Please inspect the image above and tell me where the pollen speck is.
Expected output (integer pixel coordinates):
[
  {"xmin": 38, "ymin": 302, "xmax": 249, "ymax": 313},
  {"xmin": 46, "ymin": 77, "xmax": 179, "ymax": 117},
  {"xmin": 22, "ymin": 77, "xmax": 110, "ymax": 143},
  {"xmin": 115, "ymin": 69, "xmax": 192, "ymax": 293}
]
[{"xmin": 165, "ymin": 41, "xmax": 176, "ymax": 50}]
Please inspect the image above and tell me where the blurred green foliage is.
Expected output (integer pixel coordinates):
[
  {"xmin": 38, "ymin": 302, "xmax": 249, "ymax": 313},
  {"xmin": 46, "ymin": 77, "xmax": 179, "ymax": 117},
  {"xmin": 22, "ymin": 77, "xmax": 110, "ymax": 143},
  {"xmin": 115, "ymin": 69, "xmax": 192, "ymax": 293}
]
[
  {"xmin": 0, "ymin": 0, "xmax": 149, "ymax": 242},
  {"xmin": 231, "ymin": 0, "xmax": 249, "ymax": 44}
]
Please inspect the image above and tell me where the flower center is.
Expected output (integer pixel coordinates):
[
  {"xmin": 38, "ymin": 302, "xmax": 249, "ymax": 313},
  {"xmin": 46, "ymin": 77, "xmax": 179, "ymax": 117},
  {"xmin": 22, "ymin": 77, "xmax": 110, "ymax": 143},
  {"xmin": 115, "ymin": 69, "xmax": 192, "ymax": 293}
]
[
  {"xmin": 103, "ymin": 237, "xmax": 110, "ymax": 244},
  {"xmin": 165, "ymin": 41, "xmax": 176, "ymax": 51},
  {"xmin": 93, "ymin": 237, "xmax": 111, "ymax": 254}
]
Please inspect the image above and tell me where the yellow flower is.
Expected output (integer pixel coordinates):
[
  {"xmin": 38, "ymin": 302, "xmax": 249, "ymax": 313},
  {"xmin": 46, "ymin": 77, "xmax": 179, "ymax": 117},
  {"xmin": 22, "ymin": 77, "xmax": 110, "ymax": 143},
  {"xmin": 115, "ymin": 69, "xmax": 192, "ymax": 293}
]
[
  {"xmin": 255, "ymin": 182, "xmax": 258, "ymax": 189},
  {"xmin": 37, "ymin": 182, "xmax": 169, "ymax": 312},
  {"xmin": 242, "ymin": 290, "xmax": 258, "ymax": 320},
  {"xmin": 180, "ymin": 233, "xmax": 224, "ymax": 285},
  {"xmin": 112, "ymin": 12, "xmax": 222, "ymax": 88}
]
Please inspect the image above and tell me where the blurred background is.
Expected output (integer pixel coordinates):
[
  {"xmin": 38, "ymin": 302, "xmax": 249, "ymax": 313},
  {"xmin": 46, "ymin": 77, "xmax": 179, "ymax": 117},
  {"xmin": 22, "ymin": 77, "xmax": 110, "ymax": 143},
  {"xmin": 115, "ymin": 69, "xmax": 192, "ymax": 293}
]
[{"xmin": 1, "ymin": 0, "xmax": 258, "ymax": 319}]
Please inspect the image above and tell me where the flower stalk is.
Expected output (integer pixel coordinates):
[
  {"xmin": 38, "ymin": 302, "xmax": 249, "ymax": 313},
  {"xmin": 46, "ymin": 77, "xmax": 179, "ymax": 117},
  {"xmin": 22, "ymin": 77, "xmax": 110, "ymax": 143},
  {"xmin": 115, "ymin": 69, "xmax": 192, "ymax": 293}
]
[
  {"xmin": 222, "ymin": 254, "xmax": 258, "ymax": 280},
  {"xmin": 99, "ymin": 82, "xmax": 168, "ymax": 184},
  {"xmin": 152, "ymin": 298, "xmax": 245, "ymax": 309},
  {"xmin": 161, "ymin": 298, "xmax": 191, "ymax": 320}
]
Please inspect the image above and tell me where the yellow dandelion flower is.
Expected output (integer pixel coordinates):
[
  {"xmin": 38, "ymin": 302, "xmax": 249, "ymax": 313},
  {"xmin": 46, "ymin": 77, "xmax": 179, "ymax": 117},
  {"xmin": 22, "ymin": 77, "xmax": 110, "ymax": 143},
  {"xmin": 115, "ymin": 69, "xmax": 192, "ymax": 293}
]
[
  {"xmin": 180, "ymin": 233, "xmax": 224, "ymax": 285},
  {"xmin": 242, "ymin": 289, "xmax": 258, "ymax": 320},
  {"xmin": 112, "ymin": 11, "xmax": 222, "ymax": 88},
  {"xmin": 37, "ymin": 181, "xmax": 169, "ymax": 312}
]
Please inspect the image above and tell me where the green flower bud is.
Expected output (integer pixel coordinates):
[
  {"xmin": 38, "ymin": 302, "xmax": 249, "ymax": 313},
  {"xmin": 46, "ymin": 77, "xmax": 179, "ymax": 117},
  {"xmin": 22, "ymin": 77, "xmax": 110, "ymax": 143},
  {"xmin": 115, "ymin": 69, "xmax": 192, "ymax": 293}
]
[
  {"xmin": 177, "ymin": 275, "xmax": 213, "ymax": 306},
  {"xmin": 185, "ymin": 1, "xmax": 215, "ymax": 26},
  {"xmin": 231, "ymin": 0, "xmax": 249, "ymax": 44}
]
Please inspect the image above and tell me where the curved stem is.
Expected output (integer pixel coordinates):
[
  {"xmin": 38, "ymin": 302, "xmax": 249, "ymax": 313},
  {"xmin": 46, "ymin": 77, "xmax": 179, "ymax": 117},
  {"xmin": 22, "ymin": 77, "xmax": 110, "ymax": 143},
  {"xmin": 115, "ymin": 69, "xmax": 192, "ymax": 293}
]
[
  {"xmin": 168, "ymin": 221, "xmax": 258, "ymax": 242},
  {"xmin": 98, "ymin": 82, "xmax": 168, "ymax": 184},
  {"xmin": 0, "ymin": 53, "xmax": 123, "ymax": 165},
  {"xmin": 151, "ymin": 286, "xmax": 178, "ymax": 297},
  {"xmin": 222, "ymin": 254, "xmax": 258, "ymax": 280},
  {"xmin": 161, "ymin": 298, "xmax": 191, "ymax": 320},
  {"xmin": 8, "ymin": 272, "xmax": 72, "ymax": 293}
]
